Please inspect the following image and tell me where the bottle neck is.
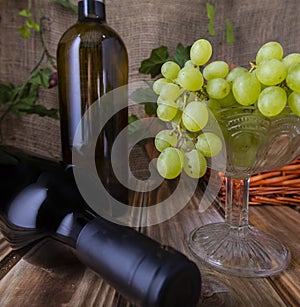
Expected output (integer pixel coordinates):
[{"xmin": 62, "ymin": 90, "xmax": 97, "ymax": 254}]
[{"xmin": 78, "ymin": 0, "xmax": 106, "ymax": 22}]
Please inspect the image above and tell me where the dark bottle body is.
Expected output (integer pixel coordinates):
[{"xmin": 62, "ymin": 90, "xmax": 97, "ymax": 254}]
[
  {"xmin": 57, "ymin": 0, "xmax": 128, "ymax": 204},
  {"xmin": 0, "ymin": 146, "xmax": 201, "ymax": 307}
]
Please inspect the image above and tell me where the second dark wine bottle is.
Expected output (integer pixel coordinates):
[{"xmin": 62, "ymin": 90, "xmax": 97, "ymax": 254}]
[
  {"xmin": 0, "ymin": 146, "xmax": 202, "ymax": 307},
  {"xmin": 57, "ymin": 0, "xmax": 128, "ymax": 204}
]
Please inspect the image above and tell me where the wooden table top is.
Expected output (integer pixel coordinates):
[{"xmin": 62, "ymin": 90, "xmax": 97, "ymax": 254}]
[{"xmin": 0, "ymin": 147, "xmax": 299, "ymax": 306}]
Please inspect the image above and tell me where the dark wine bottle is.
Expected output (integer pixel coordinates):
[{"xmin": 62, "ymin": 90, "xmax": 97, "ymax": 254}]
[
  {"xmin": 57, "ymin": 0, "xmax": 128, "ymax": 204},
  {"xmin": 0, "ymin": 146, "xmax": 201, "ymax": 307}
]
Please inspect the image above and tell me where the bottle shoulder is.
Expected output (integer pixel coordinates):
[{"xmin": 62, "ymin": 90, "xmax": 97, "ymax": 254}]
[{"xmin": 58, "ymin": 21, "xmax": 125, "ymax": 47}]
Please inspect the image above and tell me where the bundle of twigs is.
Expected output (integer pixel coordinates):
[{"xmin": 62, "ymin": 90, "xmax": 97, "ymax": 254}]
[
  {"xmin": 218, "ymin": 159, "xmax": 300, "ymax": 206},
  {"xmin": 144, "ymin": 139, "xmax": 300, "ymax": 206}
]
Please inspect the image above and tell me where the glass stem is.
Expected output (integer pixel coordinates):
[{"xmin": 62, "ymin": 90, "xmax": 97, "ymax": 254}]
[{"xmin": 225, "ymin": 176, "xmax": 250, "ymax": 229}]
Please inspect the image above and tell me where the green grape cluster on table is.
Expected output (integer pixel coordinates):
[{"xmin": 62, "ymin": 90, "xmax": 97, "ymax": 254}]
[{"xmin": 152, "ymin": 39, "xmax": 300, "ymax": 180}]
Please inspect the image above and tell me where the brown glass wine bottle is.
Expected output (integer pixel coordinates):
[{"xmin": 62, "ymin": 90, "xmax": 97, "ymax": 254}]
[{"xmin": 57, "ymin": 0, "xmax": 128, "ymax": 205}]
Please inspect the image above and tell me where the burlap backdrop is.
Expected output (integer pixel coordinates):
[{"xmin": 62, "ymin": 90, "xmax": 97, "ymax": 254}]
[{"xmin": 0, "ymin": 0, "xmax": 300, "ymax": 158}]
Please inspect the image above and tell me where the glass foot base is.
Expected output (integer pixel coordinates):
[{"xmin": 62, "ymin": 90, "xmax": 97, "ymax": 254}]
[{"xmin": 187, "ymin": 222, "xmax": 290, "ymax": 277}]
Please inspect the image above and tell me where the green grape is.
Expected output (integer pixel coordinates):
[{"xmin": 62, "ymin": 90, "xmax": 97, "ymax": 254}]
[
  {"xmin": 159, "ymin": 83, "xmax": 181, "ymax": 100},
  {"xmin": 180, "ymin": 136, "xmax": 195, "ymax": 152},
  {"xmin": 157, "ymin": 97, "xmax": 178, "ymax": 108},
  {"xmin": 286, "ymin": 63, "xmax": 300, "ymax": 93},
  {"xmin": 256, "ymin": 58, "xmax": 287, "ymax": 85},
  {"xmin": 182, "ymin": 101, "xmax": 209, "ymax": 132},
  {"xmin": 232, "ymin": 133, "xmax": 259, "ymax": 168},
  {"xmin": 156, "ymin": 100, "xmax": 178, "ymax": 121},
  {"xmin": 171, "ymin": 109, "xmax": 183, "ymax": 126},
  {"xmin": 217, "ymin": 90, "xmax": 237, "ymax": 107},
  {"xmin": 283, "ymin": 53, "xmax": 300, "ymax": 70},
  {"xmin": 206, "ymin": 78, "xmax": 231, "ymax": 99},
  {"xmin": 156, "ymin": 96, "xmax": 167, "ymax": 105},
  {"xmin": 153, "ymin": 78, "xmax": 170, "ymax": 95},
  {"xmin": 204, "ymin": 99, "xmax": 222, "ymax": 119},
  {"xmin": 257, "ymin": 86, "xmax": 287, "ymax": 117},
  {"xmin": 177, "ymin": 149, "xmax": 185, "ymax": 167},
  {"xmin": 177, "ymin": 67, "xmax": 204, "ymax": 91},
  {"xmin": 203, "ymin": 61, "xmax": 229, "ymax": 80},
  {"xmin": 184, "ymin": 60, "xmax": 197, "ymax": 69},
  {"xmin": 288, "ymin": 91, "xmax": 300, "ymax": 116},
  {"xmin": 154, "ymin": 129, "xmax": 178, "ymax": 152},
  {"xmin": 255, "ymin": 41, "xmax": 283, "ymax": 64},
  {"xmin": 190, "ymin": 39, "xmax": 212, "ymax": 66},
  {"xmin": 195, "ymin": 132, "xmax": 222, "ymax": 157},
  {"xmin": 161, "ymin": 61, "xmax": 181, "ymax": 80},
  {"xmin": 232, "ymin": 72, "xmax": 261, "ymax": 106},
  {"xmin": 156, "ymin": 147, "xmax": 182, "ymax": 179},
  {"xmin": 183, "ymin": 149, "xmax": 207, "ymax": 178},
  {"xmin": 187, "ymin": 91, "xmax": 197, "ymax": 103},
  {"xmin": 226, "ymin": 66, "xmax": 248, "ymax": 84}
]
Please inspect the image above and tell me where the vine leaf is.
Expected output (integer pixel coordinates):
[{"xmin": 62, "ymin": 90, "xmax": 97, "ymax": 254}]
[
  {"xmin": 206, "ymin": 2, "xmax": 216, "ymax": 36},
  {"xmin": 226, "ymin": 19, "xmax": 235, "ymax": 43},
  {"xmin": 19, "ymin": 9, "xmax": 32, "ymax": 17},
  {"xmin": 0, "ymin": 68, "xmax": 58, "ymax": 120},
  {"xmin": 22, "ymin": 105, "xmax": 59, "ymax": 119},
  {"xmin": 18, "ymin": 26, "xmax": 31, "ymax": 38},
  {"xmin": 52, "ymin": 0, "xmax": 78, "ymax": 13},
  {"xmin": 0, "ymin": 149, "xmax": 18, "ymax": 165},
  {"xmin": 130, "ymin": 82, "xmax": 158, "ymax": 116},
  {"xmin": 139, "ymin": 46, "xmax": 169, "ymax": 78},
  {"xmin": 172, "ymin": 43, "xmax": 191, "ymax": 68},
  {"xmin": 30, "ymin": 68, "xmax": 52, "ymax": 88},
  {"xmin": 25, "ymin": 19, "xmax": 40, "ymax": 32},
  {"xmin": 0, "ymin": 84, "xmax": 15, "ymax": 104}
]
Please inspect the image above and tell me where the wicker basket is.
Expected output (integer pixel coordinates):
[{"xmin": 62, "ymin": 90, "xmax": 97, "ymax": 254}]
[
  {"xmin": 144, "ymin": 139, "xmax": 300, "ymax": 207},
  {"xmin": 218, "ymin": 159, "xmax": 300, "ymax": 206}
]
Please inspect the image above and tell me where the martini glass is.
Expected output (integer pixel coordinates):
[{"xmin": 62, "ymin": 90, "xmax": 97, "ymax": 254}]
[{"xmin": 188, "ymin": 106, "xmax": 300, "ymax": 277}]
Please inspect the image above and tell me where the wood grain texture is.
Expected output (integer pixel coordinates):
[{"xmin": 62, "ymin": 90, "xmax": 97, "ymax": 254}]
[
  {"xmin": 140, "ymin": 180, "xmax": 297, "ymax": 307},
  {"xmin": 0, "ymin": 238, "xmax": 130, "ymax": 307},
  {"xmin": 0, "ymin": 179, "xmax": 299, "ymax": 306}
]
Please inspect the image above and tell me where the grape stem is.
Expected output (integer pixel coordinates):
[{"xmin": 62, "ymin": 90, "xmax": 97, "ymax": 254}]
[
  {"xmin": 174, "ymin": 91, "xmax": 189, "ymax": 147},
  {"xmin": 249, "ymin": 61, "xmax": 256, "ymax": 73},
  {"xmin": 31, "ymin": 16, "xmax": 57, "ymax": 73}
]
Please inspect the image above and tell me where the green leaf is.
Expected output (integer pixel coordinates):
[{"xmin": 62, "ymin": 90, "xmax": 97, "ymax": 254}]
[
  {"xmin": 26, "ymin": 19, "xmax": 40, "ymax": 32},
  {"xmin": 21, "ymin": 105, "xmax": 59, "ymax": 119},
  {"xmin": 128, "ymin": 114, "xmax": 139, "ymax": 125},
  {"xmin": 172, "ymin": 43, "xmax": 191, "ymax": 68},
  {"xmin": 130, "ymin": 85, "xmax": 158, "ymax": 104},
  {"xmin": 18, "ymin": 26, "xmax": 31, "ymax": 39},
  {"xmin": 11, "ymin": 97, "xmax": 37, "ymax": 117},
  {"xmin": 8, "ymin": 83, "xmax": 39, "ymax": 117},
  {"xmin": 29, "ymin": 69, "xmax": 52, "ymax": 88},
  {"xmin": 0, "ymin": 149, "xmax": 18, "ymax": 165},
  {"xmin": 52, "ymin": 0, "xmax": 78, "ymax": 13},
  {"xmin": 206, "ymin": 3, "xmax": 216, "ymax": 36},
  {"xmin": 0, "ymin": 84, "xmax": 14, "ymax": 104},
  {"xmin": 130, "ymin": 82, "xmax": 158, "ymax": 116},
  {"xmin": 19, "ymin": 9, "xmax": 32, "ymax": 17},
  {"xmin": 206, "ymin": 2, "xmax": 215, "ymax": 20},
  {"xmin": 226, "ymin": 19, "xmax": 235, "ymax": 43},
  {"xmin": 207, "ymin": 22, "xmax": 215, "ymax": 36},
  {"xmin": 143, "ymin": 102, "xmax": 157, "ymax": 116},
  {"xmin": 127, "ymin": 114, "xmax": 152, "ymax": 147},
  {"xmin": 138, "ymin": 46, "xmax": 169, "ymax": 78},
  {"xmin": 22, "ymin": 83, "xmax": 39, "ymax": 104}
]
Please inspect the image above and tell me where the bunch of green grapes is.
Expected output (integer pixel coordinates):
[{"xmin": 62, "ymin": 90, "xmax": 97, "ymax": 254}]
[{"xmin": 152, "ymin": 39, "xmax": 300, "ymax": 179}]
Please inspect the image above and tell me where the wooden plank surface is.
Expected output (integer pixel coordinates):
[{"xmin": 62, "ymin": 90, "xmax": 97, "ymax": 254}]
[
  {"xmin": 0, "ymin": 145, "xmax": 299, "ymax": 306},
  {"xmin": 0, "ymin": 182, "xmax": 299, "ymax": 306},
  {"xmin": 0, "ymin": 238, "xmax": 130, "ymax": 307},
  {"xmin": 140, "ymin": 179, "xmax": 299, "ymax": 307}
]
